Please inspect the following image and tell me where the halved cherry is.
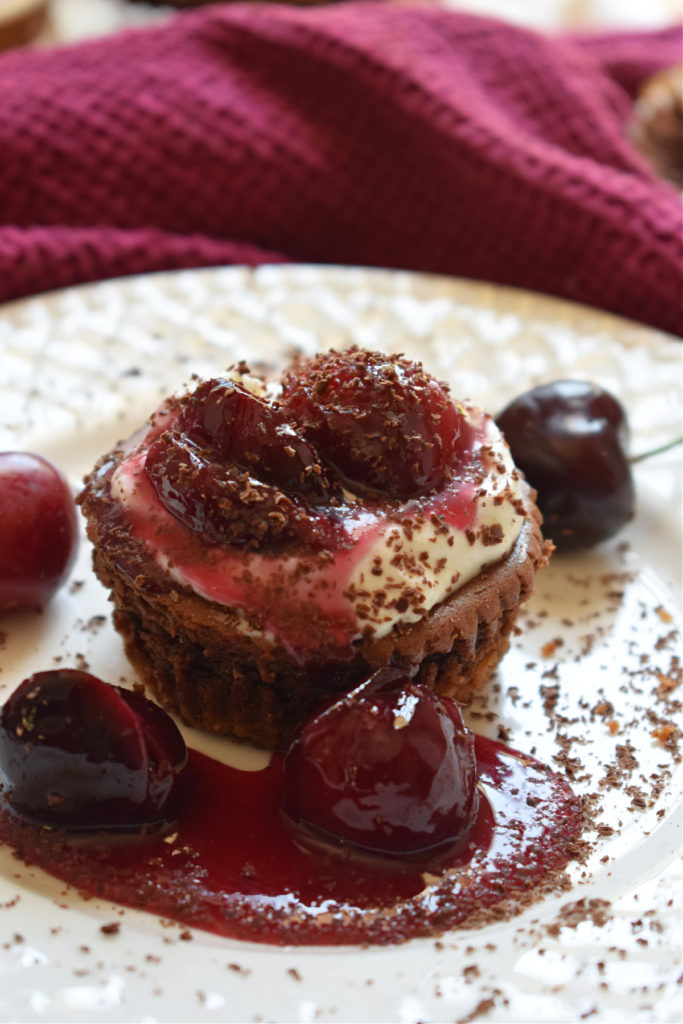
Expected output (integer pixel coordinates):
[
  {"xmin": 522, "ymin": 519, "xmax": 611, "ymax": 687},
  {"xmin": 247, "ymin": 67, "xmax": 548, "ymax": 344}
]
[
  {"xmin": 177, "ymin": 378, "xmax": 334, "ymax": 502},
  {"xmin": 281, "ymin": 349, "xmax": 469, "ymax": 498},
  {"xmin": 145, "ymin": 379, "xmax": 341, "ymax": 548},
  {"xmin": 0, "ymin": 670, "xmax": 187, "ymax": 833}
]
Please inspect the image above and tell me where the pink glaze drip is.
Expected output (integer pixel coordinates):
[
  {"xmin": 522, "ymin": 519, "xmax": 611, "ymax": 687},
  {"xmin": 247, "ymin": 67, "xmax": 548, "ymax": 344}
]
[{"xmin": 115, "ymin": 449, "xmax": 480, "ymax": 658}]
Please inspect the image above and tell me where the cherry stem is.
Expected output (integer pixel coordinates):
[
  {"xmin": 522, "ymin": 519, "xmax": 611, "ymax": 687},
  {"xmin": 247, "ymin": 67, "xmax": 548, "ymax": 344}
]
[{"xmin": 630, "ymin": 435, "xmax": 683, "ymax": 465}]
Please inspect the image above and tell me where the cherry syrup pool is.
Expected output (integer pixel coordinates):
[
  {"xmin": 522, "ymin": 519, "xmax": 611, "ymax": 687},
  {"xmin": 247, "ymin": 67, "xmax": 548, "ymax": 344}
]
[{"xmin": 0, "ymin": 736, "xmax": 582, "ymax": 946}]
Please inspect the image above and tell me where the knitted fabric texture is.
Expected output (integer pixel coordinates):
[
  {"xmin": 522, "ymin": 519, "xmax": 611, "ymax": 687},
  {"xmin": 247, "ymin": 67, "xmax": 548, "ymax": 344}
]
[{"xmin": 0, "ymin": 3, "xmax": 681, "ymax": 334}]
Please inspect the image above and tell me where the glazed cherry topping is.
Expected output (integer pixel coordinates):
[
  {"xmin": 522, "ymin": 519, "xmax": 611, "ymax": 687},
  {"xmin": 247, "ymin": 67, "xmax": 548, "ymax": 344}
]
[
  {"xmin": 0, "ymin": 670, "xmax": 187, "ymax": 833},
  {"xmin": 281, "ymin": 349, "xmax": 467, "ymax": 498},
  {"xmin": 146, "ymin": 379, "xmax": 341, "ymax": 548},
  {"xmin": 177, "ymin": 379, "xmax": 335, "ymax": 502},
  {"xmin": 282, "ymin": 673, "xmax": 479, "ymax": 856},
  {"xmin": 496, "ymin": 380, "xmax": 635, "ymax": 550},
  {"xmin": 0, "ymin": 453, "xmax": 79, "ymax": 614}
]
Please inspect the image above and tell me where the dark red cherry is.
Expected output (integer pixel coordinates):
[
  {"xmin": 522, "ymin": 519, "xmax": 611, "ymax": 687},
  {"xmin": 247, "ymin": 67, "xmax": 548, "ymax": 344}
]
[
  {"xmin": 281, "ymin": 349, "xmax": 468, "ymax": 498},
  {"xmin": 282, "ymin": 677, "xmax": 478, "ymax": 856},
  {"xmin": 177, "ymin": 378, "xmax": 334, "ymax": 503},
  {"xmin": 0, "ymin": 670, "xmax": 187, "ymax": 833},
  {"xmin": 146, "ymin": 379, "xmax": 341, "ymax": 548},
  {"xmin": 496, "ymin": 380, "xmax": 635, "ymax": 550},
  {"xmin": 0, "ymin": 453, "xmax": 79, "ymax": 614},
  {"xmin": 146, "ymin": 432, "xmax": 305, "ymax": 547}
]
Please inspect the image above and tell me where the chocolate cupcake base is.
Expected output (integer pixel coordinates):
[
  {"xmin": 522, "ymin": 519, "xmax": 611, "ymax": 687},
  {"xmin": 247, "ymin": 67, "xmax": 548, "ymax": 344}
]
[{"xmin": 84, "ymin": 482, "xmax": 550, "ymax": 750}]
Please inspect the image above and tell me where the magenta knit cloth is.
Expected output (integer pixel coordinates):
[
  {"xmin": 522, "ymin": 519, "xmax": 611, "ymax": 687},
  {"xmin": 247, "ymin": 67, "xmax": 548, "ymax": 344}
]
[{"xmin": 0, "ymin": 3, "xmax": 681, "ymax": 334}]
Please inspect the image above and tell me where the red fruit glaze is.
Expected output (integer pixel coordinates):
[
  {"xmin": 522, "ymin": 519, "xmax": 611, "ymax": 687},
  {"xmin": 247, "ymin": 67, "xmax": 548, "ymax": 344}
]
[
  {"xmin": 143, "ymin": 352, "xmax": 474, "ymax": 551},
  {"xmin": 282, "ymin": 349, "xmax": 468, "ymax": 498},
  {"xmin": 0, "ymin": 670, "xmax": 187, "ymax": 832},
  {"xmin": 177, "ymin": 378, "xmax": 335, "ymax": 504},
  {"xmin": 0, "ymin": 453, "xmax": 79, "ymax": 613},
  {"xmin": 282, "ymin": 678, "xmax": 478, "ymax": 855},
  {"xmin": 0, "ymin": 736, "xmax": 582, "ymax": 946},
  {"xmin": 145, "ymin": 379, "xmax": 342, "ymax": 550}
]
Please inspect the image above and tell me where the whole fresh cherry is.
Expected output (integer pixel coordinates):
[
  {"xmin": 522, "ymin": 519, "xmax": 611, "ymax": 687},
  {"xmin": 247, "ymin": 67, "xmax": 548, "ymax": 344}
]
[
  {"xmin": 496, "ymin": 381, "xmax": 635, "ymax": 550},
  {"xmin": 0, "ymin": 670, "xmax": 187, "ymax": 833},
  {"xmin": 282, "ymin": 676, "xmax": 479, "ymax": 856},
  {"xmin": 0, "ymin": 453, "xmax": 79, "ymax": 614}
]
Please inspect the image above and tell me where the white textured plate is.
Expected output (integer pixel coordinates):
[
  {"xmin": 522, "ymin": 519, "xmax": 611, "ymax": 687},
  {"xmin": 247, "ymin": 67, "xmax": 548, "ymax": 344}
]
[{"xmin": 0, "ymin": 266, "xmax": 681, "ymax": 1024}]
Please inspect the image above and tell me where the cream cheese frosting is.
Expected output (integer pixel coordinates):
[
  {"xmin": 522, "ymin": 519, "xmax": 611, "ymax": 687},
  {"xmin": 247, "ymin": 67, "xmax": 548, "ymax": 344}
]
[{"xmin": 110, "ymin": 403, "xmax": 526, "ymax": 659}]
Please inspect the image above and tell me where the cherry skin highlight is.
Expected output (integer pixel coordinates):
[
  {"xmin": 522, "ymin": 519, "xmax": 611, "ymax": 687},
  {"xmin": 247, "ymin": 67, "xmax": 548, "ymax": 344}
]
[
  {"xmin": 496, "ymin": 380, "xmax": 635, "ymax": 550},
  {"xmin": 0, "ymin": 670, "xmax": 187, "ymax": 833},
  {"xmin": 0, "ymin": 452, "xmax": 79, "ymax": 614},
  {"xmin": 282, "ymin": 678, "xmax": 479, "ymax": 856},
  {"xmin": 281, "ymin": 349, "xmax": 468, "ymax": 498}
]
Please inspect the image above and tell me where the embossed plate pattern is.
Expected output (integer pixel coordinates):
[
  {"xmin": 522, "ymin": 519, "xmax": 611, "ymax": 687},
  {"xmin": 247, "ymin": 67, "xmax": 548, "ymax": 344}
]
[{"xmin": 0, "ymin": 266, "xmax": 681, "ymax": 1023}]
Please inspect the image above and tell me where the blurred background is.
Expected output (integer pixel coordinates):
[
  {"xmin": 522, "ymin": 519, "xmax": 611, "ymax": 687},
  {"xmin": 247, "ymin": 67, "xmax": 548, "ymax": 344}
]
[{"xmin": 1, "ymin": 0, "xmax": 682, "ymax": 52}]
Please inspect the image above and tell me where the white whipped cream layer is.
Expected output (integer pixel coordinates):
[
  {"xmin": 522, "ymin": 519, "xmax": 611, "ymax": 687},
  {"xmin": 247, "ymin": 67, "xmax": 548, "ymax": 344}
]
[
  {"xmin": 339, "ymin": 417, "xmax": 525, "ymax": 637},
  {"xmin": 111, "ymin": 404, "xmax": 526, "ymax": 657}
]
